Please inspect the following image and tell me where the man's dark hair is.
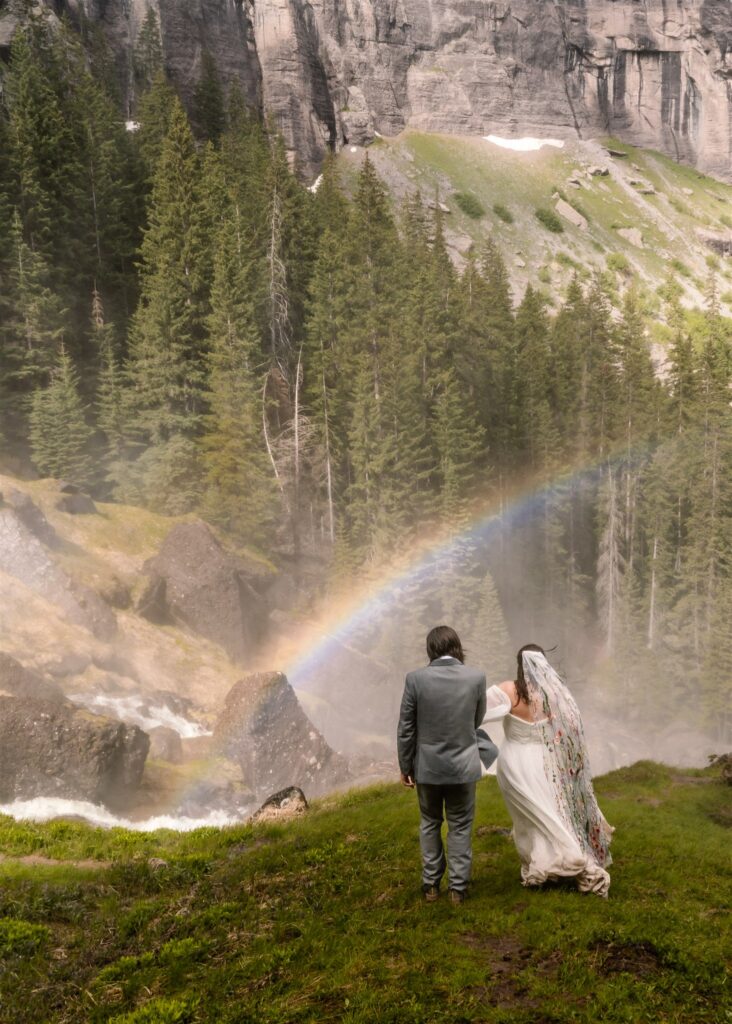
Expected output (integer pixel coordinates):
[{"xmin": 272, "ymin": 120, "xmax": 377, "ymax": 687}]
[{"xmin": 426, "ymin": 625, "xmax": 465, "ymax": 664}]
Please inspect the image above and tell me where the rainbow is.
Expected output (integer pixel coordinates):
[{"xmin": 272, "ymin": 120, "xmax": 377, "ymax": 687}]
[
  {"xmin": 170, "ymin": 451, "xmax": 645, "ymax": 823},
  {"xmin": 281, "ymin": 458, "xmax": 620, "ymax": 692}
]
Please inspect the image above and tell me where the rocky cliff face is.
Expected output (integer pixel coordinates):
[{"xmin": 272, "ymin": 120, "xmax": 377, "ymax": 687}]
[{"xmin": 47, "ymin": 0, "xmax": 732, "ymax": 179}]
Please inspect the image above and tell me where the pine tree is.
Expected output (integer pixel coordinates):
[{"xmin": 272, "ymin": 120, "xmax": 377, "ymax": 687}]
[
  {"xmin": 200, "ymin": 211, "xmax": 275, "ymax": 545},
  {"xmin": 135, "ymin": 71, "xmax": 177, "ymax": 177},
  {"xmin": 4, "ymin": 210, "xmax": 67, "ymax": 393},
  {"xmin": 92, "ymin": 290, "xmax": 131, "ymax": 487},
  {"xmin": 133, "ymin": 8, "xmax": 164, "ymax": 97},
  {"xmin": 304, "ymin": 226, "xmax": 351, "ymax": 543},
  {"xmin": 6, "ymin": 20, "xmax": 75, "ymax": 264},
  {"xmin": 123, "ymin": 99, "xmax": 211, "ymax": 511},
  {"xmin": 30, "ymin": 345, "xmax": 92, "ymax": 483},
  {"xmin": 459, "ymin": 239, "xmax": 516, "ymax": 481},
  {"xmin": 514, "ymin": 285, "xmax": 559, "ymax": 474},
  {"xmin": 193, "ymin": 51, "xmax": 226, "ymax": 144},
  {"xmin": 432, "ymin": 365, "xmax": 485, "ymax": 527}
]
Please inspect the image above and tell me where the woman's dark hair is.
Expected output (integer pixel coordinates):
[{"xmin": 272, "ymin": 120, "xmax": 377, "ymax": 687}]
[
  {"xmin": 514, "ymin": 643, "xmax": 545, "ymax": 705},
  {"xmin": 426, "ymin": 625, "xmax": 465, "ymax": 664}
]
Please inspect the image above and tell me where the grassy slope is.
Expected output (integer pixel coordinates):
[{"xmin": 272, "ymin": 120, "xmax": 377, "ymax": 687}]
[
  {"xmin": 0, "ymin": 762, "xmax": 729, "ymax": 1023},
  {"xmin": 340, "ymin": 131, "xmax": 732, "ymax": 316}
]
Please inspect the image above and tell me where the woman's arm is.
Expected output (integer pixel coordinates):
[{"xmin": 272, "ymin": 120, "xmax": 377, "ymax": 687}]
[{"xmin": 480, "ymin": 684, "xmax": 512, "ymax": 723}]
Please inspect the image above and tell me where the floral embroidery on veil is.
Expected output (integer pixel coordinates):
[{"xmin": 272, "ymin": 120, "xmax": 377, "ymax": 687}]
[{"xmin": 523, "ymin": 651, "xmax": 613, "ymax": 868}]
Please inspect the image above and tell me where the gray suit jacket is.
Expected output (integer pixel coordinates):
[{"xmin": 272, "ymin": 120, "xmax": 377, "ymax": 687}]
[{"xmin": 397, "ymin": 657, "xmax": 487, "ymax": 785}]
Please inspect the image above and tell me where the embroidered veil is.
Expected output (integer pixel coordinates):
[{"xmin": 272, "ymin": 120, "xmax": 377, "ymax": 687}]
[{"xmin": 521, "ymin": 650, "xmax": 613, "ymax": 868}]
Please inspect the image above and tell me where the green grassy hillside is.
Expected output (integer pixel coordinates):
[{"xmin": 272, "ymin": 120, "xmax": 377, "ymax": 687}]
[
  {"xmin": 0, "ymin": 762, "xmax": 729, "ymax": 1023},
  {"xmin": 340, "ymin": 132, "xmax": 732, "ymax": 319}
]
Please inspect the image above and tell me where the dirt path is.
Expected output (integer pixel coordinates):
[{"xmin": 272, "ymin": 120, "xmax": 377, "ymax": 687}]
[{"xmin": 0, "ymin": 853, "xmax": 109, "ymax": 869}]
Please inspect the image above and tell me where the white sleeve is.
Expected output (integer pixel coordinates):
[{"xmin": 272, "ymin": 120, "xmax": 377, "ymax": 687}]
[{"xmin": 481, "ymin": 685, "xmax": 512, "ymax": 724}]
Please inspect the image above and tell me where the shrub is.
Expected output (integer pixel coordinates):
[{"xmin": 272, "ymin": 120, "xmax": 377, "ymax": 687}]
[
  {"xmin": 493, "ymin": 202, "xmax": 513, "ymax": 224},
  {"xmin": 670, "ymin": 258, "xmax": 691, "ymax": 278},
  {"xmin": 535, "ymin": 207, "xmax": 564, "ymax": 233},
  {"xmin": 720, "ymin": 213, "xmax": 732, "ymax": 229},
  {"xmin": 538, "ymin": 266, "xmax": 551, "ymax": 284},
  {"xmin": 453, "ymin": 192, "xmax": 485, "ymax": 219},
  {"xmin": 0, "ymin": 919, "xmax": 50, "ymax": 957},
  {"xmin": 556, "ymin": 251, "xmax": 579, "ymax": 268},
  {"xmin": 607, "ymin": 253, "xmax": 630, "ymax": 275}
]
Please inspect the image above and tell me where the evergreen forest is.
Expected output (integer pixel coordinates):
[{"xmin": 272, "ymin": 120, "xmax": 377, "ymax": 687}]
[{"xmin": 1, "ymin": 8, "xmax": 731, "ymax": 748}]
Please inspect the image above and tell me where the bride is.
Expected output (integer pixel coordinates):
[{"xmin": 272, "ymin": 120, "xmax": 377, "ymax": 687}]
[{"xmin": 481, "ymin": 644, "xmax": 613, "ymax": 897}]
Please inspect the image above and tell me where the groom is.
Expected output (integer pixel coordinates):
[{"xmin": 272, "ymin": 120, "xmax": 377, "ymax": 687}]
[{"xmin": 397, "ymin": 625, "xmax": 489, "ymax": 905}]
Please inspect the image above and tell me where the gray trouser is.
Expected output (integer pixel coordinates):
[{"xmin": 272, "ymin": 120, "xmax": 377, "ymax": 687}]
[{"xmin": 416, "ymin": 782, "xmax": 476, "ymax": 893}]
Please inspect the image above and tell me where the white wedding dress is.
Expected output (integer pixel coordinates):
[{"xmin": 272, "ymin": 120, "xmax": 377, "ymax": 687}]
[{"xmin": 481, "ymin": 654, "xmax": 612, "ymax": 897}]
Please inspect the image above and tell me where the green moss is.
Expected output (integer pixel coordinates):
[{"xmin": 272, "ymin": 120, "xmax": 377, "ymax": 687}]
[{"xmin": 109, "ymin": 998, "xmax": 199, "ymax": 1023}]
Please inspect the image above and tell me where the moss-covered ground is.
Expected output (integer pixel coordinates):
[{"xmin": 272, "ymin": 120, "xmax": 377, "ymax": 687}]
[{"xmin": 0, "ymin": 761, "xmax": 729, "ymax": 1023}]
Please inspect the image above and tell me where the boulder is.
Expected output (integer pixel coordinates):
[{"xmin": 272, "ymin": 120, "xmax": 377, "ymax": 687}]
[
  {"xmin": 0, "ymin": 507, "xmax": 116, "ymax": 640},
  {"xmin": 0, "ymin": 696, "xmax": 149, "ymax": 807},
  {"xmin": 140, "ymin": 521, "xmax": 268, "ymax": 660},
  {"xmin": 44, "ymin": 652, "xmax": 91, "ymax": 678},
  {"xmin": 555, "ymin": 198, "xmax": 588, "ymax": 231},
  {"xmin": 251, "ymin": 786, "xmax": 308, "ymax": 823},
  {"xmin": 617, "ymin": 227, "xmax": 644, "ymax": 248},
  {"xmin": 696, "ymin": 229, "xmax": 732, "ymax": 257},
  {"xmin": 55, "ymin": 492, "xmax": 97, "ymax": 515},
  {"xmin": 0, "ymin": 653, "xmax": 63, "ymax": 702},
  {"xmin": 214, "ymin": 671, "xmax": 349, "ymax": 799},
  {"xmin": 148, "ymin": 726, "xmax": 183, "ymax": 764},
  {"xmin": 94, "ymin": 574, "xmax": 131, "ymax": 610},
  {"xmin": 3, "ymin": 489, "xmax": 59, "ymax": 548}
]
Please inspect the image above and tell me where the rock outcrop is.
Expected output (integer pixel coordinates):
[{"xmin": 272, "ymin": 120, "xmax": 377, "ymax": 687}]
[
  {"xmin": 139, "ymin": 520, "xmax": 268, "ymax": 661},
  {"xmin": 0, "ymin": 695, "xmax": 149, "ymax": 807},
  {"xmin": 0, "ymin": 653, "xmax": 64, "ymax": 702},
  {"xmin": 214, "ymin": 671, "xmax": 349, "ymax": 799},
  {"xmin": 0, "ymin": 505, "xmax": 117, "ymax": 640},
  {"xmin": 25, "ymin": 0, "xmax": 732, "ymax": 180}
]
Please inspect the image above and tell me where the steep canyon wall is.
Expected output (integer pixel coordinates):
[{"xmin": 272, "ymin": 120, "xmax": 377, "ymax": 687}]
[{"xmin": 10, "ymin": 0, "xmax": 732, "ymax": 178}]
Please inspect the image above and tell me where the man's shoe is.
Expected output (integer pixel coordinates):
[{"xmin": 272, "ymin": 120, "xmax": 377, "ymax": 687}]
[
  {"xmin": 448, "ymin": 889, "xmax": 465, "ymax": 905},
  {"xmin": 423, "ymin": 885, "xmax": 440, "ymax": 903}
]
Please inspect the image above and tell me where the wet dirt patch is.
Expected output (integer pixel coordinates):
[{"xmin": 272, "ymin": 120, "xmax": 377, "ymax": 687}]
[
  {"xmin": 0, "ymin": 853, "xmax": 109, "ymax": 870},
  {"xmin": 709, "ymin": 806, "xmax": 732, "ymax": 828},
  {"xmin": 460, "ymin": 933, "xmax": 568, "ymax": 1012},
  {"xmin": 589, "ymin": 938, "xmax": 665, "ymax": 977},
  {"xmin": 476, "ymin": 825, "xmax": 512, "ymax": 837},
  {"xmin": 671, "ymin": 774, "xmax": 716, "ymax": 786}
]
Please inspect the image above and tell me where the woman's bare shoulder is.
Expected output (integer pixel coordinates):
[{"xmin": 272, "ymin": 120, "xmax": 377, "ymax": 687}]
[{"xmin": 498, "ymin": 680, "xmax": 516, "ymax": 696}]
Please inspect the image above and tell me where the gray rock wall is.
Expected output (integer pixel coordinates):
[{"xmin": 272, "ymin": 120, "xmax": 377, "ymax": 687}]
[{"xmin": 17, "ymin": 0, "xmax": 732, "ymax": 177}]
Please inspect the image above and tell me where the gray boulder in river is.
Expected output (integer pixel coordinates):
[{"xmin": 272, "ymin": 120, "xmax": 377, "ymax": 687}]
[
  {"xmin": 214, "ymin": 672, "xmax": 349, "ymax": 800},
  {"xmin": 0, "ymin": 695, "xmax": 149, "ymax": 808}
]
